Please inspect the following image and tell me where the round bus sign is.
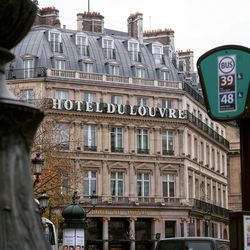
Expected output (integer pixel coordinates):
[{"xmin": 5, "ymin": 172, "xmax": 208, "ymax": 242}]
[{"xmin": 197, "ymin": 45, "xmax": 250, "ymax": 121}]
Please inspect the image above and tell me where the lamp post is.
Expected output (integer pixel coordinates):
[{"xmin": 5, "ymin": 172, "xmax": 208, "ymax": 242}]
[
  {"xmin": 32, "ymin": 153, "xmax": 44, "ymax": 187},
  {"xmin": 39, "ymin": 191, "xmax": 49, "ymax": 215},
  {"xmin": 62, "ymin": 192, "xmax": 97, "ymax": 250}
]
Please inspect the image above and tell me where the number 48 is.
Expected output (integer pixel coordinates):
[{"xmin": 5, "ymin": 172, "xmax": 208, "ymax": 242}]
[{"xmin": 220, "ymin": 93, "xmax": 235, "ymax": 104}]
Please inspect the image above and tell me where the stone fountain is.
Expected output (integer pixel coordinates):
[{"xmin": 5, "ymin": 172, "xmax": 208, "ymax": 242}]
[{"xmin": 0, "ymin": 0, "xmax": 49, "ymax": 249}]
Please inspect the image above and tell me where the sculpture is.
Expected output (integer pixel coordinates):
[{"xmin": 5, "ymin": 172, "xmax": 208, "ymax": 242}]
[{"xmin": 0, "ymin": 0, "xmax": 49, "ymax": 249}]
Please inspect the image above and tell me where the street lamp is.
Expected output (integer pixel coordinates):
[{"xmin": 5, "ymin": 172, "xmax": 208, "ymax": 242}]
[
  {"xmin": 32, "ymin": 153, "xmax": 44, "ymax": 187},
  {"xmin": 38, "ymin": 191, "xmax": 49, "ymax": 215}
]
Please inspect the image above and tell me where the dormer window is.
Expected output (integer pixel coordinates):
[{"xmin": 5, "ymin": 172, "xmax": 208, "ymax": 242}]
[
  {"xmin": 152, "ymin": 44, "xmax": 163, "ymax": 64},
  {"xmin": 21, "ymin": 54, "xmax": 37, "ymax": 78},
  {"xmin": 23, "ymin": 58, "xmax": 34, "ymax": 78},
  {"xmin": 48, "ymin": 30, "xmax": 63, "ymax": 53},
  {"xmin": 128, "ymin": 41, "xmax": 140, "ymax": 62},
  {"xmin": 102, "ymin": 38, "xmax": 115, "ymax": 60},
  {"xmin": 135, "ymin": 67, "xmax": 145, "ymax": 78},
  {"xmin": 82, "ymin": 62, "xmax": 93, "ymax": 73},
  {"xmin": 79, "ymin": 58, "xmax": 95, "ymax": 73},
  {"xmin": 106, "ymin": 62, "xmax": 120, "ymax": 76},
  {"xmin": 76, "ymin": 33, "xmax": 89, "ymax": 57},
  {"xmin": 54, "ymin": 58, "xmax": 66, "ymax": 70}
]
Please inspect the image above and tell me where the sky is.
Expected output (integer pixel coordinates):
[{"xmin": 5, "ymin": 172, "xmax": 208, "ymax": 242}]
[{"xmin": 38, "ymin": 0, "xmax": 250, "ymax": 66}]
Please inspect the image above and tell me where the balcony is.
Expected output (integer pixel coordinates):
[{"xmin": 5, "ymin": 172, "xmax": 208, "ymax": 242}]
[
  {"xmin": 186, "ymin": 112, "xmax": 229, "ymax": 148},
  {"xmin": 5, "ymin": 67, "xmax": 182, "ymax": 90},
  {"xmin": 6, "ymin": 67, "xmax": 47, "ymax": 80},
  {"xmin": 189, "ymin": 198, "xmax": 229, "ymax": 219}
]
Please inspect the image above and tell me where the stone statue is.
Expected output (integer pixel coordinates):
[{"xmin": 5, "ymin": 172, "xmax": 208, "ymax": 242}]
[{"xmin": 0, "ymin": 0, "xmax": 49, "ymax": 249}]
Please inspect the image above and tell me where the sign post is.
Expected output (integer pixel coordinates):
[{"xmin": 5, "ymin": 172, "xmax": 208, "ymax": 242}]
[{"xmin": 197, "ymin": 45, "xmax": 250, "ymax": 249}]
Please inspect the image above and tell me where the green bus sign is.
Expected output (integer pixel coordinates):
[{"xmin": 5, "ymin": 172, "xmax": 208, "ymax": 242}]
[{"xmin": 197, "ymin": 45, "xmax": 250, "ymax": 121}]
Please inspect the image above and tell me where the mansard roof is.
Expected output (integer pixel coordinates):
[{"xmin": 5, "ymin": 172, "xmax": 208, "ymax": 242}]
[{"xmin": 9, "ymin": 25, "xmax": 179, "ymax": 81}]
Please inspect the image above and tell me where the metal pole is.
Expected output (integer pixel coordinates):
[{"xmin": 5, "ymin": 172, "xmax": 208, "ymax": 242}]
[
  {"xmin": 88, "ymin": 0, "xmax": 90, "ymax": 12},
  {"xmin": 238, "ymin": 118, "xmax": 250, "ymax": 211}
]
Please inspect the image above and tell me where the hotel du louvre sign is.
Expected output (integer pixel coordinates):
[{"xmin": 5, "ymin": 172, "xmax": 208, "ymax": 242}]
[{"xmin": 49, "ymin": 98, "xmax": 187, "ymax": 120}]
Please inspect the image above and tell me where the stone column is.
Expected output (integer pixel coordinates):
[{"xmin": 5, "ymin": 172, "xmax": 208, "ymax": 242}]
[
  {"xmin": 129, "ymin": 162, "xmax": 135, "ymax": 197},
  {"xmin": 124, "ymin": 126, "xmax": 129, "ymax": 153},
  {"xmin": 103, "ymin": 217, "xmax": 110, "ymax": 250},
  {"xmin": 128, "ymin": 125, "xmax": 135, "ymax": 153},
  {"xmin": 102, "ymin": 124, "xmax": 109, "ymax": 152},
  {"xmin": 129, "ymin": 217, "xmax": 137, "ymax": 250},
  {"xmin": 155, "ymin": 163, "xmax": 161, "ymax": 199},
  {"xmin": 102, "ymin": 161, "xmax": 108, "ymax": 196},
  {"xmin": 152, "ymin": 217, "xmax": 161, "ymax": 249},
  {"xmin": 154, "ymin": 127, "xmax": 160, "ymax": 154},
  {"xmin": 97, "ymin": 124, "xmax": 102, "ymax": 152}
]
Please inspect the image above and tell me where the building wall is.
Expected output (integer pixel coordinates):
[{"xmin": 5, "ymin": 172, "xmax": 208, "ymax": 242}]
[{"xmin": 6, "ymin": 20, "xmax": 230, "ymax": 249}]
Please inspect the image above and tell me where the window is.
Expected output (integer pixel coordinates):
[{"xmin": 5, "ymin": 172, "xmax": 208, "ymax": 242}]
[
  {"xmin": 83, "ymin": 125, "xmax": 96, "ymax": 151},
  {"xmin": 111, "ymin": 128, "xmax": 123, "ymax": 152},
  {"xmin": 61, "ymin": 178, "xmax": 70, "ymax": 194},
  {"xmin": 161, "ymin": 99, "xmax": 172, "ymax": 109},
  {"xmin": 161, "ymin": 70, "xmax": 169, "ymax": 80},
  {"xmin": 165, "ymin": 221, "xmax": 176, "ymax": 238},
  {"xmin": 103, "ymin": 38, "xmax": 115, "ymax": 59},
  {"xmin": 152, "ymin": 45, "xmax": 163, "ymax": 64},
  {"xmin": 49, "ymin": 32, "xmax": 62, "ymax": 53},
  {"xmin": 55, "ymin": 90, "xmax": 69, "ymax": 100},
  {"xmin": 128, "ymin": 41, "xmax": 139, "ymax": 61},
  {"xmin": 84, "ymin": 171, "xmax": 97, "ymax": 196},
  {"xmin": 76, "ymin": 35, "xmax": 89, "ymax": 56},
  {"xmin": 137, "ymin": 173, "xmax": 149, "ymax": 196},
  {"xmin": 111, "ymin": 172, "xmax": 123, "ymax": 196},
  {"xmin": 20, "ymin": 89, "xmax": 34, "ymax": 103},
  {"xmin": 55, "ymin": 123, "xmax": 70, "ymax": 150},
  {"xmin": 137, "ymin": 129, "xmax": 149, "ymax": 154},
  {"xmin": 206, "ymin": 144, "xmax": 210, "ymax": 166},
  {"xmin": 194, "ymin": 137, "xmax": 198, "ymax": 160},
  {"xmin": 109, "ymin": 64, "xmax": 119, "ymax": 75},
  {"xmin": 135, "ymin": 68, "xmax": 145, "ymax": 78},
  {"xmin": 162, "ymin": 130, "xmax": 174, "ymax": 155},
  {"xmin": 82, "ymin": 62, "xmax": 93, "ymax": 73},
  {"xmin": 111, "ymin": 95, "xmax": 123, "ymax": 105},
  {"xmin": 55, "ymin": 59, "xmax": 65, "ymax": 70},
  {"xmin": 137, "ymin": 97, "xmax": 148, "ymax": 107},
  {"xmin": 83, "ymin": 92, "xmax": 96, "ymax": 103},
  {"xmin": 23, "ymin": 59, "xmax": 34, "ymax": 78},
  {"xmin": 163, "ymin": 174, "xmax": 175, "ymax": 197}
]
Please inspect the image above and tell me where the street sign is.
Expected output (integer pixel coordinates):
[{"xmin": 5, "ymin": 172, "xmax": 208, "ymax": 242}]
[{"xmin": 197, "ymin": 45, "xmax": 250, "ymax": 121}]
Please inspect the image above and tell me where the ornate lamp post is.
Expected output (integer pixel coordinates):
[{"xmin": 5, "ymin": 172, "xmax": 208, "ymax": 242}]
[
  {"xmin": 39, "ymin": 191, "xmax": 49, "ymax": 215},
  {"xmin": 62, "ymin": 192, "xmax": 97, "ymax": 250},
  {"xmin": 32, "ymin": 153, "xmax": 44, "ymax": 187},
  {"xmin": 0, "ymin": 1, "xmax": 49, "ymax": 249}
]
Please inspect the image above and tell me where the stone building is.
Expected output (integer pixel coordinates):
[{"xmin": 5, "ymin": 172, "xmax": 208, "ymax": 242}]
[{"xmin": 6, "ymin": 4, "xmax": 229, "ymax": 250}]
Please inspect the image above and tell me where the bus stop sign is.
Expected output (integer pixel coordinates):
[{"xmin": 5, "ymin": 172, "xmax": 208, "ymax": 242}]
[{"xmin": 197, "ymin": 45, "xmax": 250, "ymax": 121}]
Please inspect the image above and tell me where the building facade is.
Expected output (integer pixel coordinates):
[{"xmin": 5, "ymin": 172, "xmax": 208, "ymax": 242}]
[{"xmin": 6, "ymin": 5, "xmax": 229, "ymax": 250}]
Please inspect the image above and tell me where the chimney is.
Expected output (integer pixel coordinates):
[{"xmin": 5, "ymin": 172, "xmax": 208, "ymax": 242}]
[
  {"xmin": 127, "ymin": 12, "xmax": 143, "ymax": 43},
  {"xmin": 77, "ymin": 12, "xmax": 104, "ymax": 33},
  {"xmin": 178, "ymin": 50, "xmax": 194, "ymax": 72},
  {"xmin": 143, "ymin": 28, "xmax": 175, "ymax": 50},
  {"xmin": 33, "ymin": 6, "xmax": 61, "ymax": 28}
]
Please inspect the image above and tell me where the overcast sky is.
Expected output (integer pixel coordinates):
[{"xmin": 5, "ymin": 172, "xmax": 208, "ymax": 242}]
[{"xmin": 38, "ymin": 0, "xmax": 250, "ymax": 66}]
